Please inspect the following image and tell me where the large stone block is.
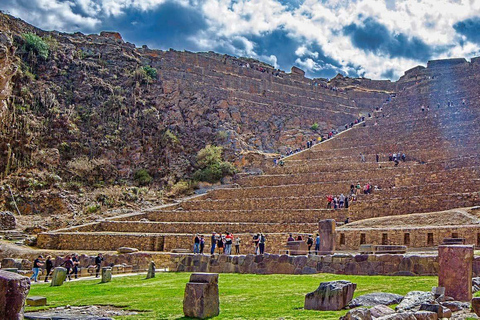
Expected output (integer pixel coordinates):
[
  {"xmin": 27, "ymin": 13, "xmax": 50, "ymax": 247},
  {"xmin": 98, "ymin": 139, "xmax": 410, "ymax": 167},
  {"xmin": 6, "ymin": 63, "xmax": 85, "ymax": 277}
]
[
  {"xmin": 0, "ymin": 270, "xmax": 30, "ymax": 320},
  {"xmin": 26, "ymin": 296, "xmax": 47, "ymax": 306},
  {"xmin": 183, "ymin": 273, "xmax": 219, "ymax": 319},
  {"xmin": 318, "ymin": 219, "xmax": 336, "ymax": 254},
  {"xmin": 146, "ymin": 261, "xmax": 155, "ymax": 279},
  {"xmin": 438, "ymin": 245, "xmax": 473, "ymax": 301},
  {"xmin": 304, "ymin": 280, "xmax": 356, "ymax": 311},
  {"xmin": 101, "ymin": 267, "xmax": 112, "ymax": 283},
  {"xmin": 286, "ymin": 241, "xmax": 308, "ymax": 255},
  {"xmin": 50, "ymin": 267, "xmax": 67, "ymax": 287}
]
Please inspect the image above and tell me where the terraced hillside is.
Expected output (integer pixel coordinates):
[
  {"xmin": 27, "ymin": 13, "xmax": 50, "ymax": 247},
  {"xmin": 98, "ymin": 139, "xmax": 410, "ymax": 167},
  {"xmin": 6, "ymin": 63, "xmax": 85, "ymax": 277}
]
[{"xmin": 37, "ymin": 57, "xmax": 480, "ymax": 253}]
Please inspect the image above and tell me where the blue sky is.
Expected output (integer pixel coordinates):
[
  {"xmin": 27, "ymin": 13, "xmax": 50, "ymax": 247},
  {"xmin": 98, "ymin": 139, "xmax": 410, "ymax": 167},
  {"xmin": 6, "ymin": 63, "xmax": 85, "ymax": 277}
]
[{"xmin": 2, "ymin": 0, "xmax": 480, "ymax": 80}]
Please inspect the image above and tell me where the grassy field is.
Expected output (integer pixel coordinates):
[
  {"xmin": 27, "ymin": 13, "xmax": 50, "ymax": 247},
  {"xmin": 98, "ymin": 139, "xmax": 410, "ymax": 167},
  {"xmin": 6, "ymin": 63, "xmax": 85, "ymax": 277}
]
[{"xmin": 27, "ymin": 273, "xmax": 437, "ymax": 319}]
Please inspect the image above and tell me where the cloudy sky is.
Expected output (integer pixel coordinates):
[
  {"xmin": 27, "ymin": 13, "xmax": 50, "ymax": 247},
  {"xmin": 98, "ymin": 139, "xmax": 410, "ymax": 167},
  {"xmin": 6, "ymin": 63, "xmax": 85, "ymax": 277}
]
[{"xmin": 2, "ymin": 0, "xmax": 480, "ymax": 80}]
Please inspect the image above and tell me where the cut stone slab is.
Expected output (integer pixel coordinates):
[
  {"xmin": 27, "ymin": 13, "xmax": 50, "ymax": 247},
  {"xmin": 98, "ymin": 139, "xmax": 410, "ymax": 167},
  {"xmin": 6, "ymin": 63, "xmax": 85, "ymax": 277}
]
[
  {"xmin": 0, "ymin": 270, "xmax": 31, "ymax": 320},
  {"xmin": 370, "ymin": 305, "xmax": 395, "ymax": 318},
  {"xmin": 50, "ymin": 267, "xmax": 67, "ymax": 287},
  {"xmin": 340, "ymin": 307, "xmax": 372, "ymax": 320},
  {"xmin": 26, "ymin": 296, "xmax": 47, "ymax": 306},
  {"xmin": 318, "ymin": 219, "xmax": 336, "ymax": 254},
  {"xmin": 117, "ymin": 247, "xmax": 138, "ymax": 254},
  {"xmin": 419, "ymin": 304, "xmax": 451, "ymax": 318},
  {"xmin": 438, "ymin": 245, "xmax": 473, "ymax": 302},
  {"xmin": 304, "ymin": 280, "xmax": 356, "ymax": 311},
  {"xmin": 101, "ymin": 267, "xmax": 112, "ymax": 283},
  {"xmin": 2, "ymin": 268, "xmax": 19, "ymax": 273},
  {"xmin": 348, "ymin": 292, "xmax": 403, "ymax": 308},
  {"xmin": 440, "ymin": 301, "xmax": 469, "ymax": 312},
  {"xmin": 395, "ymin": 291, "xmax": 434, "ymax": 312},
  {"xmin": 286, "ymin": 241, "xmax": 308, "ymax": 255},
  {"xmin": 471, "ymin": 297, "xmax": 480, "ymax": 316},
  {"xmin": 413, "ymin": 311, "xmax": 438, "ymax": 320},
  {"xmin": 146, "ymin": 261, "xmax": 155, "ymax": 279},
  {"xmin": 183, "ymin": 273, "xmax": 219, "ymax": 319}
]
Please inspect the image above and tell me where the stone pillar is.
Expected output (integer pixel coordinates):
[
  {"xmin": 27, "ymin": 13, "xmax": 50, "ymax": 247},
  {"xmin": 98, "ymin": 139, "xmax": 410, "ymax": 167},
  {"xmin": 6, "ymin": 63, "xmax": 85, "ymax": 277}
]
[
  {"xmin": 50, "ymin": 267, "xmax": 67, "ymax": 287},
  {"xmin": 438, "ymin": 245, "xmax": 473, "ymax": 301},
  {"xmin": 146, "ymin": 261, "xmax": 156, "ymax": 279},
  {"xmin": 101, "ymin": 267, "xmax": 112, "ymax": 283},
  {"xmin": 319, "ymin": 219, "xmax": 336, "ymax": 254},
  {"xmin": 0, "ymin": 270, "xmax": 30, "ymax": 320},
  {"xmin": 183, "ymin": 273, "xmax": 219, "ymax": 319}
]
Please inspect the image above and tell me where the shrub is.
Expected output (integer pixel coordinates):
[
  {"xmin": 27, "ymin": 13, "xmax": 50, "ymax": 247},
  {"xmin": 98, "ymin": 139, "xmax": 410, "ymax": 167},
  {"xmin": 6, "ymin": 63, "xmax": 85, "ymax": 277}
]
[
  {"xmin": 134, "ymin": 169, "xmax": 153, "ymax": 186},
  {"xmin": 22, "ymin": 33, "xmax": 49, "ymax": 59},
  {"xmin": 196, "ymin": 145, "xmax": 223, "ymax": 168},
  {"xmin": 86, "ymin": 203, "xmax": 101, "ymax": 214},
  {"xmin": 310, "ymin": 122, "xmax": 319, "ymax": 131},
  {"xmin": 142, "ymin": 65, "xmax": 157, "ymax": 80},
  {"xmin": 167, "ymin": 180, "xmax": 194, "ymax": 198},
  {"xmin": 193, "ymin": 145, "xmax": 237, "ymax": 183}
]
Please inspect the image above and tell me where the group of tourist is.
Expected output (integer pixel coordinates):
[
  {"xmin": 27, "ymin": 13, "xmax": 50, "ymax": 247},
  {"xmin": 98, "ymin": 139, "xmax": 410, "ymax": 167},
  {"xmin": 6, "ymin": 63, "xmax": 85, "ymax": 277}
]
[
  {"xmin": 29, "ymin": 253, "xmax": 104, "ymax": 282},
  {"xmin": 192, "ymin": 232, "xmax": 241, "ymax": 255},
  {"xmin": 287, "ymin": 234, "xmax": 321, "ymax": 254},
  {"xmin": 326, "ymin": 194, "xmax": 350, "ymax": 209}
]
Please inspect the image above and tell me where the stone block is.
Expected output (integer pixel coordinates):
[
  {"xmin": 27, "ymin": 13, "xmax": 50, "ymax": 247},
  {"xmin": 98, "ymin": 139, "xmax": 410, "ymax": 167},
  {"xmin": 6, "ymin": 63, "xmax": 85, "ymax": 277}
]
[
  {"xmin": 318, "ymin": 219, "xmax": 335, "ymax": 254},
  {"xmin": 304, "ymin": 280, "xmax": 356, "ymax": 311},
  {"xmin": 396, "ymin": 291, "xmax": 434, "ymax": 312},
  {"xmin": 101, "ymin": 267, "xmax": 112, "ymax": 283},
  {"xmin": 438, "ymin": 245, "xmax": 473, "ymax": 301},
  {"xmin": 0, "ymin": 270, "xmax": 30, "ymax": 320},
  {"xmin": 370, "ymin": 304, "xmax": 395, "ymax": 318},
  {"xmin": 419, "ymin": 304, "xmax": 451, "ymax": 318},
  {"xmin": 286, "ymin": 241, "xmax": 308, "ymax": 255},
  {"xmin": 146, "ymin": 261, "xmax": 155, "ymax": 279},
  {"xmin": 183, "ymin": 273, "xmax": 219, "ymax": 319},
  {"xmin": 50, "ymin": 267, "xmax": 67, "ymax": 287},
  {"xmin": 26, "ymin": 296, "xmax": 47, "ymax": 306},
  {"xmin": 413, "ymin": 311, "xmax": 438, "ymax": 320},
  {"xmin": 471, "ymin": 297, "xmax": 480, "ymax": 316},
  {"xmin": 2, "ymin": 268, "xmax": 18, "ymax": 273},
  {"xmin": 348, "ymin": 292, "xmax": 404, "ymax": 308},
  {"xmin": 340, "ymin": 307, "xmax": 372, "ymax": 320}
]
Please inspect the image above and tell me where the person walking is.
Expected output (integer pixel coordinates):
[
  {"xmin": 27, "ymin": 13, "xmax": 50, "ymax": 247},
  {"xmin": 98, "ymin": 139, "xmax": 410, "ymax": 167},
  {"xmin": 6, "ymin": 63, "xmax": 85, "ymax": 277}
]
[
  {"xmin": 258, "ymin": 233, "xmax": 266, "ymax": 254},
  {"xmin": 30, "ymin": 255, "xmax": 44, "ymax": 282},
  {"xmin": 95, "ymin": 253, "xmax": 103, "ymax": 278},
  {"xmin": 315, "ymin": 234, "xmax": 320, "ymax": 255},
  {"xmin": 193, "ymin": 234, "xmax": 200, "ymax": 254},
  {"xmin": 44, "ymin": 255, "xmax": 53, "ymax": 282},
  {"xmin": 72, "ymin": 253, "xmax": 79, "ymax": 279},
  {"xmin": 225, "ymin": 232, "xmax": 233, "ymax": 255},
  {"xmin": 61, "ymin": 255, "xmax": 74, "ymax": 281},
  {"xmin": 307, "ymin": 235, "xmax": 314, "ymax": 254},
  {"xmin": 199, "ymin": 235, "xmax": 205, "ymax": 254},
  {"xmin": 253, "ymin": 234, "xmax": 260, "ymax": 254}
]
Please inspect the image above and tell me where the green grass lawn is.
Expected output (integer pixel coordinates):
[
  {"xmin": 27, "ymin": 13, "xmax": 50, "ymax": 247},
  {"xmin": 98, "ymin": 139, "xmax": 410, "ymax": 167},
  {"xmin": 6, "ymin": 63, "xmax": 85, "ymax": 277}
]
[{"xmin": 27, "ymin": 273, "xmax": 437, "ymax": 319}]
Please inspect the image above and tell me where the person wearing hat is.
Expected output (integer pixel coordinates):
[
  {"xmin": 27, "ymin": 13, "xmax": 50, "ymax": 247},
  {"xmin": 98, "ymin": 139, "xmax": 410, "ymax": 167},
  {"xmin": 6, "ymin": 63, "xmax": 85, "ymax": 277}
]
[{"xmin": 30, "ymin": 255, "xmax": 44, "ymax": 282}]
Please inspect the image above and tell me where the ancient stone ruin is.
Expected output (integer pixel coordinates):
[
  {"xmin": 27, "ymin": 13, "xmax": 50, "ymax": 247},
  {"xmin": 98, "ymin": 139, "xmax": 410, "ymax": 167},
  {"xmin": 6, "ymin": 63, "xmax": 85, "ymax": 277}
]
[
  {"xmin": 304, "ymin": 280, "xmax": 356, "ymax": 311},
  {"xmin": 438, "ymin": 245, "xmax": 473, "ymax": 301},
  {"xmin": 0, "ymin": 270, "xmax": 30, "ymax": 320},
  {"xmin": 183, "ymin": 273, "xmax": 220, "ymax": 319}
]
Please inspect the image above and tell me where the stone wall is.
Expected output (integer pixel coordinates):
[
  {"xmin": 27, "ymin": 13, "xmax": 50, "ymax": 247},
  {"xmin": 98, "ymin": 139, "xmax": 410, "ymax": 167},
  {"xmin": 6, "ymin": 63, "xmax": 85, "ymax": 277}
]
[{"xmin": 170, "ymin": 253, "xmax": 480, "ymax": 277}]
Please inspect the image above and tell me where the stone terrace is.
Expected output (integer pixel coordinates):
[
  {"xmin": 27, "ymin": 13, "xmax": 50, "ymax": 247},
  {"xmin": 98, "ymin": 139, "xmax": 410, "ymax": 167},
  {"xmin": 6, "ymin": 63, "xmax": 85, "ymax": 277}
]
[{"xmin": 38, "ymin": 57, "xmax": 480, "ymax": 253}]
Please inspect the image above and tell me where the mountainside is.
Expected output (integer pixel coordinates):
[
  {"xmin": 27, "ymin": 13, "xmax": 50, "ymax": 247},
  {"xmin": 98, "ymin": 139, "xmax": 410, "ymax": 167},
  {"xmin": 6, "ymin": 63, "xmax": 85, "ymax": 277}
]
[{"xmin": 0, "ymin": 13, "xmax": 436, "ymax": 230}]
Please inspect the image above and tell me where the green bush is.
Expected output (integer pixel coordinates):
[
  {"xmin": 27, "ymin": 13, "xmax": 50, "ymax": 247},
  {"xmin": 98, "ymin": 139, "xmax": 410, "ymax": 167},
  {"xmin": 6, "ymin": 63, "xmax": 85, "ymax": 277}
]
[
  {"xmin": 134, "ymin": 169, "xmax": 153, "ymax": 186},
  {"xmin": 193, "ymin": 145, "xmax": 237, "ymax": 183},
  {"xmin": 22, "ymin": 33, "xmax": 49, "ymax": 59},
  {"xmin": 142, "ymin": 65, "xmax": 157, "ymax": 80},
  {"xmin": 310, "ymin": 122, "xmax": 319, "ymax": 131}
]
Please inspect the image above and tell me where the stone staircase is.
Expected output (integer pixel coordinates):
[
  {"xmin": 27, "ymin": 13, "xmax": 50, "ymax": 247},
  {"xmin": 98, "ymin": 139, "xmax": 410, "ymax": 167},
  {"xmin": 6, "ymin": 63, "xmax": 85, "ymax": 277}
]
[{"xmin": 37, "ymin": 58, "xmax": 480, "ymax": 253}]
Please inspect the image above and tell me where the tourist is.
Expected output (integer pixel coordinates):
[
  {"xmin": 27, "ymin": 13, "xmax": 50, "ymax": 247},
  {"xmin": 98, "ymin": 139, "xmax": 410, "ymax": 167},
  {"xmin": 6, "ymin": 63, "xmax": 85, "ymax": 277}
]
[
  {"xmin": 376, "ymin": 154, "xmax": 379, "ymax": 162},
  {"xmin": 235, "ymin": 236, "xmax": 241, "ymax": 254},
  {"xmin": 345, "ymin": 196, "xmax": 349, "ymax": 209},
  {"xmin": 61, "ymin": 255, "xmax": 74, "ymax": 281},
  {"xmin": 315, "ymin": 234, "xmax": 320, "ymax": 255},
  {"xmin": 95, "ymin": 253, "xmax": 103, "ymax": 278},
  {"xmin": 287, "ymin": 234, "xmax": 295, "ymax": 242},
  {"xmin": 217, "ymin": 235, "xmax": 224, "ymax": 254},
  {"xmin": 200, "ymin": 235, "xmax": 205, "ymax": 254},
  {"xmin": 44, "ymin": 255, "xmax": 53, "ymax": 282},
  {"xmin": 258, "ymin": 233, "xmax": 266, "ymax": 254},
  {"xmin": 401, "ymin": 153, "xmax": 406, "ymax": 162},
  {"xmin": 30, "ymin": 255, "xmax": 44, "ymax": 282},
  {"xmin": 333, "ymin": 196, "xmax": 338, "ymax": 209},
  {"xmin": 296, "ymin": 235, "xmax": 303, "ymax": 241},
  {"xmin": 326, "ymin": 195, "xmax": 333, "ymax": 209},
  {"xmin": 345, "ymin": 217, "xmax": 350, "ymax": 224},
  {"xmin": 225, "ymin": 232, "xmax": 233, "ymax": 255},
  {"xmin": 356, "ymin": 183, "xmax": 361, "ymax": 195},
  {"xmin": 193, "ymin": 234, "xmax": 200, "ymax": 254},
  {"xmin": 307, "ymin": 235, "xmax": 313, "ymax": 254},
  {"xmin": 273, "ymin": 158, "xmax": 277, "ymax": 167},
  {"xmin": 253, "ymin": 234, "xmax": 260, "ymax": 254},
  {"xmin": 339, "ymin": 194, "xmax": 345, "ymax": 208},
  {"xmin": 72, "ymin": 253, "xmax": 79, "ymax": 279},
  {"xmin": 210, "ymin": 232, "xmax": 217, "ymax": 254}
]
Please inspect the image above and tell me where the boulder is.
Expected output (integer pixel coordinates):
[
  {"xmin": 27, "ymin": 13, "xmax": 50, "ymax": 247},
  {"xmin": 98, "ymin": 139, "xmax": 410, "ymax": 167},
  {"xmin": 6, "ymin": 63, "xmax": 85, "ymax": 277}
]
[
  {"xmin": 413, "ymin": 311, "xmax": 438, "ymax": 320},
  {"xmin": 0, "ymin": 211, "xmax": 16, "ymax": 230},
  {"xmin": 50, "ymin": 267, "xmax": 67, "ymax": 287},
  {"xmin": 101, "ymin": 267, "xmax": 112, "ymax": 283},
  {"xmin": 117, "ymin": 247, "xmax": 138, "ymax": 254},
  {"xmin": 370, "ymin": 305, "xmax": 396, "ymax": 318},
  {"xmin": 395, "ymin": 291, "xmax": 434, "ymax": 312},
  {"xmin": 304, "ymin": 280, "xmax": 356, "ymax": 311},
  {"xmin": 440, "ymin": 301, "xmax": 469, "ymax": 312},
  {"xmin": 183, "ymin": 273, "xmax": 219, "ymax": 319},
  {"xmin": 375, "ymin": 312, "xmax": 416, "ymax": 320},
  {"xmin": 0, "ymin": 270, "xmax": 30, "ymax": 320},
  {"xmin": 146, "ymin": 261, "xmax": 155, "ymax": 279},
  {"xmin": 419, "ymin": 304, "xmax": 451, "ymax": 318},
  {"xmin": 340, "ymin": 307, "xmax": 372, "ymax": 320},
  {"xmin": 472, "ymin": 277, "xmax": 480, "ymax": 293},
  {"xmin": 348, "ymin": 292, "xmax": 404, "ymax": 308},
  {"xmin": 471, "ymin": 297, "xmax": 480, "ymax": 316}
]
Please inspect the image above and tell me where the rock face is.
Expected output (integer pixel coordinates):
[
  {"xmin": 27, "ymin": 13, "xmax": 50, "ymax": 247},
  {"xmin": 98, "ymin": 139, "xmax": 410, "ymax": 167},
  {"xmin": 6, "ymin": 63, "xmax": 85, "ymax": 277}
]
[
  {"xmin": 318, "ymin": 219, "xmax": 336, "ymax": 254},
  {"xmin": 183, "ymin": 273, "xmax": 219, "ymax": 319},
  {"xmin": 395, "ymin": 291, "xmax": 434, "ymax": 312},
  {"xmin": 438, "ymin": 245, "xmax": 473, "ymax": 301},
  {"xmin": 0, "ymin": 211, "xmax": 15, "ymax": 230},
  {"xmin": 101, "ymin": 267, "xmax": 112, "ymax": 283},
  {"xmin": 304, "ymin": 280, "xmax": 356, "ymax": 311},
  {"xmin": 146, "ymin": 261, "xmax": 155, "ymax": 279},
  {"xmin": 348, "ymin": 292, "xmax": 403, "ymax": 308},
  {"xmin": 0, "ymin": 270, "xmax": 30, "ymax": 320},
  {"xmin": 50, "ymin": 267, "xmax": 67, "ymax": 287}
]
